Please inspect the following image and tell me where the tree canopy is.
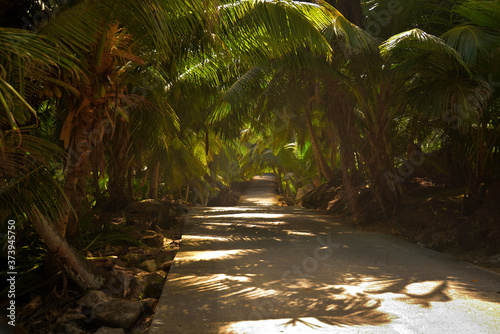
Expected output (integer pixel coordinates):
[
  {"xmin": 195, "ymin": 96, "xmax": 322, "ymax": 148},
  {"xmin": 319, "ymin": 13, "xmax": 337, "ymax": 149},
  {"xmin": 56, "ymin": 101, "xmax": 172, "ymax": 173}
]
[{"xmin": 1, "ymin": 0, "xmax": 499, "ymax": 299}]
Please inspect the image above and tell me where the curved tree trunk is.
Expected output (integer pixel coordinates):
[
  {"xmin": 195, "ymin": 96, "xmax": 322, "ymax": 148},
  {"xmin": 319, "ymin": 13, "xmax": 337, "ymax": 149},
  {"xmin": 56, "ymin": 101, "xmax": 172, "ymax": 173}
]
[{"xmin": 32, "ymin": 206, "xmax": 106, "ymax": 290}]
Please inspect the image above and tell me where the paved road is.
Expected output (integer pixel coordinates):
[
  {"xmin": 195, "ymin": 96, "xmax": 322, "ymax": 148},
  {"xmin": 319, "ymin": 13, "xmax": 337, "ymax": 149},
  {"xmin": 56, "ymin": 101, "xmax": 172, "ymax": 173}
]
[{"xmin": 150, "ymin": 174, "xmax": 500, "ymax": 334}]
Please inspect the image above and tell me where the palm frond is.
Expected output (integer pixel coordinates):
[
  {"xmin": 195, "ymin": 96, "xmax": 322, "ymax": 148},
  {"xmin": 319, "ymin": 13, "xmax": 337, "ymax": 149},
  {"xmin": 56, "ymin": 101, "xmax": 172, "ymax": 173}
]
[
  {"xmin": 0, "ymin": 130, "xmax": 71, "ymax": 225},
  {"xmin": 381, "ymin": 28, "xmax": 472, "ymax": 77},
  {"xmin": 0, "ymin": 27, "xmax": 81, "ymax": 130},
  {"xmin": 455, "ymin": 0, "xmax": 500, "ymax": 30},
  {"xmin": 218, "ymin": 0, "xmax": 333, "ymax": 62},
  {"xmin": 442, "ymin": 24, "xmax": 500, "ymax": 66},
  {"xmin": 361, "ymin": 0, "xmax": 450, "ymax": 38},
  {"xmin": 322, "ymin": 3, "xmax": 378, "ymax": 53}
]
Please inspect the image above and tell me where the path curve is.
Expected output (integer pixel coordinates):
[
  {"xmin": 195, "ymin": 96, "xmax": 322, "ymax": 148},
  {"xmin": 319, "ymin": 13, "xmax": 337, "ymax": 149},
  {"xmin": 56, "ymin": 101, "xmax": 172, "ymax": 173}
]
[{"xmin": 150, "ymin": 174, "xmax": 500, "ymax": 334}]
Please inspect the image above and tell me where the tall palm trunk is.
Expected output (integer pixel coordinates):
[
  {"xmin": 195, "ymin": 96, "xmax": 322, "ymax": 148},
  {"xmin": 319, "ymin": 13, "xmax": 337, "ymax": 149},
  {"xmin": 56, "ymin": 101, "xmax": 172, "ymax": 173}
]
[
  {"xmin": 470, "ymin": 120, "xmax": 490, "ymax": 198},
  {"xmin": 60, "ymin": 105, "xmax": 95, "ymax": 240},
  {"xmin": 149, "ymin": 160, "xmax": 160, "ymax": 199},
  {"xmin": 108, "ymin": 121, "xmax": 133, "ymax": 209},
  {"xmin": 62, "ymin": 164, "xmax": 88, "ymax": 241},
  {"xmin": 90, "ymin": 148, "xmax": 103, "ymax": 206},
  {"xmin": 305, "ymin": 101, "xmax": 335, "ymax": 182},
  {"xmin": 127, "ymin": 165, "xmax": 135, "ymax": 200},
  {"xmin": 337, "ymin": 103, "xmax": 363, "ymax": 223},
  {"xmin": 355, "ymin": 75, "xmax": 401, "ymax": 218},
  {"xmin": 366, "ymin": 122, "xmax": 401, "ymax": 218},
  {"xmin": 274, "ymin": 167, "xmax": 285, "ymax": 195}
]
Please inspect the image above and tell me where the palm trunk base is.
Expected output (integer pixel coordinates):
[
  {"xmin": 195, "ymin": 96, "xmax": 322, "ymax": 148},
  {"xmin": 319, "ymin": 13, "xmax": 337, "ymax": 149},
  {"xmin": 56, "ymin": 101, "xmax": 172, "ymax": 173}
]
[{"xmin": 32, "ymin": 207, "xmax": 106, "ymax": 290}]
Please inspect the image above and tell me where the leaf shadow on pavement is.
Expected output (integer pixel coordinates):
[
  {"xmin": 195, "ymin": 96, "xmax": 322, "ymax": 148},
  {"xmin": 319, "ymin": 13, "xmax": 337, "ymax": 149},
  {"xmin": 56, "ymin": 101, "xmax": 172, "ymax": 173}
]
[{"xmin": 152, "ymin": 206, "xmax": 500, "ymax": 333}]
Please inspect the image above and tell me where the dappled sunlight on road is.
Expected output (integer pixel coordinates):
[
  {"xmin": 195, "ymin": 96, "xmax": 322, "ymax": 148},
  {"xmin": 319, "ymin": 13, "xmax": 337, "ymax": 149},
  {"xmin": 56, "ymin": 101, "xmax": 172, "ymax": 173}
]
[
  {"xmin": 151, "ymin": 175, "xmax": 500, "ymax": 334},
  {"xmin": 236, "ymin": 175, "xmax": 279, "ymax": 206},
  {"xmin": 182, "ymin": 235, "xmax": 233, "ymax": 242},
  {"xmin": 155, "ymin": 211, "xmax": 500, "ymax": 333},
  {"xmin": 175, "ymin": 248, "xmax": 265, "ymax": 263},
  {"xmin": 201, "ymin": 212, "xmax": 286, "ymax": 219},
  {"xmin": 221, "ymin": 317, "xmax": 360, "ymax": 333},
  {"xmin": 166, "ymin": 274, "xmax": 252, "ymax": 294}
]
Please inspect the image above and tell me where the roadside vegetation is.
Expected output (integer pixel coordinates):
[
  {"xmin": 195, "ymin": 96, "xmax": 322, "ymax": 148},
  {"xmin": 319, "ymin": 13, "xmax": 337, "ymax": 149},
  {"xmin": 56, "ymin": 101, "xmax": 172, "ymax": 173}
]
[{"xmin": 1, "ymin": 0, "xmax": 499, "ymax": 332}]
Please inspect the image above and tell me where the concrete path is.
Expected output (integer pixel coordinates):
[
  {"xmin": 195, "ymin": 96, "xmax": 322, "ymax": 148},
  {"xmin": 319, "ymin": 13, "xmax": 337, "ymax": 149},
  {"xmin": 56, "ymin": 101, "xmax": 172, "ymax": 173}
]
[{"xmin": 150, "ymin": 174, "xmax": 500, "ymax": 334}]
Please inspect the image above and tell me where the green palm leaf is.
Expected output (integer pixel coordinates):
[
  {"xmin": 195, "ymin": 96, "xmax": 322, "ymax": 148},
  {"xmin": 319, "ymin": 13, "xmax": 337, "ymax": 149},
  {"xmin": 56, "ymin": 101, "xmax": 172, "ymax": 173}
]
[
  {"xmin": 0, "ymin": 27, "xmax": 81, "ymax": 130},
  {"xmin": 0, "ymin": 129, "xmax": 72, "ymax": 224},
  {"xmin": 381, "ymin": 28, "xmax": 490, "ymax": 120},
  {"xmin": 455, "ymin": 0, "xmax": 500, "ymax": 30},
  {"xmin": 381, "ymin": 28, "xmax": 472, "ymax": 76},
  {"xmin": 442, "ymin": 24, "xmax": 500, "ymax": 66}
]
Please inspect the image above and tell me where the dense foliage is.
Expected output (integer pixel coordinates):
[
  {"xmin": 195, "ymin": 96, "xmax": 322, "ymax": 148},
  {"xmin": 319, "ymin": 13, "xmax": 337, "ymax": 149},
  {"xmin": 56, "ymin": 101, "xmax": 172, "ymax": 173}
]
[{"xmin": 1, "ymin": 0, "xmax": 499, "ymax": 291}]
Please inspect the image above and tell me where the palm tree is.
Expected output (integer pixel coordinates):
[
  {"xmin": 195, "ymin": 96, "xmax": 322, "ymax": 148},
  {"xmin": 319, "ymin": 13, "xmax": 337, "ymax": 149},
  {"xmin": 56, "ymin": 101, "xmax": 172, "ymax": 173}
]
[
  {"xmin": 217, "ymin": 0, "xmax": 498, "ymax": 219},
  {"xmin": 364, "ymin": 0, "xmax": 500, "ymax": 206},
  {"xmin": 1, "ymin": 0, "xmax": 350, "ymax": 289},
  {"xmin": 0, "ymin": 26, "xmax": 80, "ymax": 224},
  {"xmin": 318, "ymin": 0, "xmax": 496, "ymax": 217},
  {"xmin": 0, "ymin": 25, "xmax": 108, "ymax": 289},
  {"xmin": 51, "ymin": 0, "xmax": 344, "ymax": 238},
  {"xmin": 438, "ymin": 1, "xmax": 500, "ymax": 200},
  {"xmin": 216, "ymin": 3, "xmax": 379, "ymax": 218}
]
